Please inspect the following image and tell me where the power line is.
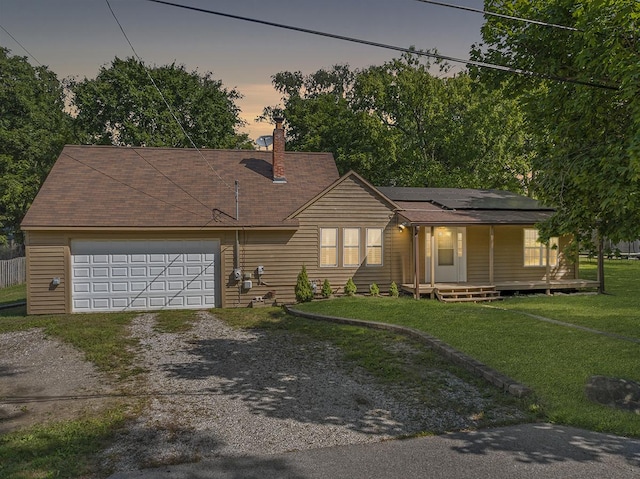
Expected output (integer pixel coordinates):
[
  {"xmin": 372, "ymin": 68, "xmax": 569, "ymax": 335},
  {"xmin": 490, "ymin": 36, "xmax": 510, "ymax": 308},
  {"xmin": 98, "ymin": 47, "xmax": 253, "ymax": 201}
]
[
  {"xmin": 104, "ymin": 0, "xmax": 236, "ymax": 192},
  {"xmin": 144, "ymin": 0, "xmax": 617, "ymax": 91},
  {"xmin": 0, "ymin": 24, "xmax": 43, "ymax": 66},
  {"xmin": 413, "ymin": 0, "xmax": 580, "ymax": 31},
  {"xmin": 60, "ymin": 150, "xmax": 214, "ymax": 222}
]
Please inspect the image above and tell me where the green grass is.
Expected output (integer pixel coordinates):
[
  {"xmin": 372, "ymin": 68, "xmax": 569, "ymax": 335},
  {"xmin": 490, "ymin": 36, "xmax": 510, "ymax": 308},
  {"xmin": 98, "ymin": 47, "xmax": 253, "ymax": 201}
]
[
  {"xmin": 154, "ymin": 309, "xmax": 199, "ymax": 333},
  {"xmin": 294, "ymin": 260, "xmax": 640, "ymax": 438},
  {"xmin": 0, "ymin": 282, "xmax": 26, "ymax": 305},
  {"xmin": 0, "ymin": 407, "xmax": 130, "ymax": 479}
]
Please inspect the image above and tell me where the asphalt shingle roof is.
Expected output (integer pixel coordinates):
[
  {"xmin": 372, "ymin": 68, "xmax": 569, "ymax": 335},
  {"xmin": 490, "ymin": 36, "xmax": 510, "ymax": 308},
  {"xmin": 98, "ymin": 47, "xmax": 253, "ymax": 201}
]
[{"xmin": 21, "ymin": 145, "xmax": 339, "ymax": 229}]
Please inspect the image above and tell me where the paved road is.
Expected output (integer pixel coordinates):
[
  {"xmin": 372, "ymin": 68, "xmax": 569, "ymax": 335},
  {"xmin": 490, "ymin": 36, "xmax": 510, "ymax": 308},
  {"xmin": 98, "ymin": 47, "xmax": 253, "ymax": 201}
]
[{"xmin": 109, "ymin": 423, "xmax": 640, "ymax": 479}]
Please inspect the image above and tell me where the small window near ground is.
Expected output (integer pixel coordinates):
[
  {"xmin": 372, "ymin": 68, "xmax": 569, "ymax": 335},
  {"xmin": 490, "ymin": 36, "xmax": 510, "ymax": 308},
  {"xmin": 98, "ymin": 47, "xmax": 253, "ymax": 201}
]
[
  {"xmin": 524, "ymin": 228, "xmax": 558, "ymax": 267},
  {"xmin": 343, "ymin": 228, "xmax": 360, "ymax": 267},
  {"xmin": 366, "ymin": 228, "xmax": 383, "ymax": 266},
  {"xmin": 320, "ymin": 228, "xmax": 338, "ymax": 267}
]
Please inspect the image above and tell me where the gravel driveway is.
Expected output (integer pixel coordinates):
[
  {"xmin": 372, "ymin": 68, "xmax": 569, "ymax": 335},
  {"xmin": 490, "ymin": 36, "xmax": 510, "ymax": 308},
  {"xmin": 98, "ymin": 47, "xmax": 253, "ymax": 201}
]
[{"xmin": 102, "ymin": 311, "xmax": 526, "ymax": 474}]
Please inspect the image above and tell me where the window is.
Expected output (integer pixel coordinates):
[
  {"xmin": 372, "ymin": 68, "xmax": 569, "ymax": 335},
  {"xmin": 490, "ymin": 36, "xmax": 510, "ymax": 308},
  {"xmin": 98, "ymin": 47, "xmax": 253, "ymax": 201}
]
[
  {"xmin": 366, "ymin": 228, "xmax": 383, "ymax": 266},
  {"xmin": 320, "ymin": 228, "xmax": 338, "ymax": 267},
  {"xmin": 524, "ymin": 229, "xmax": 558, "ymax": 267},
  {"xmin": 343, "ymin": 228, "xmax": 360, "ymax": 267}
]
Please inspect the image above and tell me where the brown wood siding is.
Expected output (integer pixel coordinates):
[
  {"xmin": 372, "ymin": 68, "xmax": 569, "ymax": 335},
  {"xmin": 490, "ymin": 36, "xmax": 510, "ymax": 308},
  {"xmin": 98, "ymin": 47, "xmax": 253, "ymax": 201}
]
[
  {"xmin": 26, "ymin": 230, "xmax": 234, "ymax": 313},
  {"xmin": 493, "ymin": 226, "xmax": 575, "ymax": 282},
  {"xmin": 27, "ymin": 245, "xmax": 67, "ymax": 314},
  {"xmin": 467, "ymin": 226, "xmax": 491, "ymax": 283},
  {"xmin": 223, "ymin": 176, "xmax": 398, "ymax": 306}
]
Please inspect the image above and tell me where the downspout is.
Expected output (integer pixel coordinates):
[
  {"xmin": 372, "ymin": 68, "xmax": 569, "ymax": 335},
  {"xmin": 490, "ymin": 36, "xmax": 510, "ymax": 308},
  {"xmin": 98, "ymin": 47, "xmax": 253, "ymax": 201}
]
[{"xmin": 234, "ymin": 180, "xmax": 240, "ymax": 271}]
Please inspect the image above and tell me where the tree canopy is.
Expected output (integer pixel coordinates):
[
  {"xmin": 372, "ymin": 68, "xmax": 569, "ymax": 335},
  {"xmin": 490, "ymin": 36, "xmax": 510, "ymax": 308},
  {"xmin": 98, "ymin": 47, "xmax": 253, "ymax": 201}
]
[
  {"xmin": 263, "ymin": 54, "xmax": 533, "ymax": 192},
  {"xmin": 71, "ymin": 57, "xmax": 252, "ymax": 149},
  {"xmin": 473, "ymin": 0, "xmax": 640, "ymax": 290},
  {"xmin": 0, "ymin": 47, "xmax": 71, "ymax": 244}
]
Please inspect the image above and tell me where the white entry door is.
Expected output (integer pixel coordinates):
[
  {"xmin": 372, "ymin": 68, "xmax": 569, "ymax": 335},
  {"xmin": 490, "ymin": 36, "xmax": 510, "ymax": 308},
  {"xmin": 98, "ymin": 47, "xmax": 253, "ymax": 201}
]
[
  {"xmin": 425, "ymin": 227, "xmax": 467, "ymax": 283},
  {"xmin": 71, "ymin": 240, "xmax": 219, "ymax": 312}
]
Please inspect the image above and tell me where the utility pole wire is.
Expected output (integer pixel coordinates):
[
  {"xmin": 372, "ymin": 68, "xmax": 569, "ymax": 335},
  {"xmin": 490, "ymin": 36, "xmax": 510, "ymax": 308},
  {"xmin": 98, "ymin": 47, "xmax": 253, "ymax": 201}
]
[
  {"xmin": 144, "ymin": 0, "xmax": 617, "ymax": 91},
  {"xmin": 105, "ymin": 0, "xmax": 235, "ymax": 193},
  {"xmin": 0, "ymin": 24, "xmax": 44, "ymax": 66},
  {"xmin": 413, "ymin": 0, "xmax": 580, "ymax": 31}
]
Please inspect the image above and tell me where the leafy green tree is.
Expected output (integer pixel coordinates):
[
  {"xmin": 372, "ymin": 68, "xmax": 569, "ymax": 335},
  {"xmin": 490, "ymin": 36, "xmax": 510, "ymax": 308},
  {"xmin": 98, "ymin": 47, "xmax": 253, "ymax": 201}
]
[
  {"xmin": 0, "ymin": 48, "xmax": 71, "ymax": 243},
  {"xmin": 71, "ymin": 57, "xmax": 252, "ymax": 149},
  {"xmin": 264, "ymin": 56, "xmax": 532, "ymax": 191},
  {"xmin": 261, "ymin": 65, "xmax": 394, "ymax": 184},
  {"xmin": 353, "ymin": 54, "xmax": 532, "ymax": 190},
  {"xmin": 294, "ymin": 265, "xmax": 314, "ymax": 303},
  {"xmin": 474, "ymin": 0, "xmax": 640, "ymax": 291}
]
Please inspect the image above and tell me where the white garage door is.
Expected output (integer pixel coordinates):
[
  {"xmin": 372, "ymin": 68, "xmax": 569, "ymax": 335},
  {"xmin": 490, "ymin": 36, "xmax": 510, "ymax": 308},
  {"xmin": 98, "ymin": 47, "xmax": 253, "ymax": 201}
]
[{"xmin": 71, "ymin": 240, "xmax": 219, "ymax": 312}]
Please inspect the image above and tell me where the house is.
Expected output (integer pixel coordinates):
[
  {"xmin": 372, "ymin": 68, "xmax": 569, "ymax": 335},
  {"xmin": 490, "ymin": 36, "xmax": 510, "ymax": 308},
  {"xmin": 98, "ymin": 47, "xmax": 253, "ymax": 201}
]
[{"xmin": 21, "ymin": 119, "xmax": 596, "ymax": 314}]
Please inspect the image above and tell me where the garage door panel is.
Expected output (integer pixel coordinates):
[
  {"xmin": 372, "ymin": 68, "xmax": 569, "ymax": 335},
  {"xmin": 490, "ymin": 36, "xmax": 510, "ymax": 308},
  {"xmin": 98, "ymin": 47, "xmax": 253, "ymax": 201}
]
[{"xmin": 71, "ymin": 240, "xmax": 219, "ymax": 312}]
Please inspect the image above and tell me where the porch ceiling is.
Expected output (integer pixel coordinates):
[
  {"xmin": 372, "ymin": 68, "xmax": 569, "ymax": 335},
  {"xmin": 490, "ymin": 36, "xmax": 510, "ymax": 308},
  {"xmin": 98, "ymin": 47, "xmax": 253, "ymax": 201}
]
[{"xmin": 396, "ymin": 202, "xmax": 553, "ymax": 225}]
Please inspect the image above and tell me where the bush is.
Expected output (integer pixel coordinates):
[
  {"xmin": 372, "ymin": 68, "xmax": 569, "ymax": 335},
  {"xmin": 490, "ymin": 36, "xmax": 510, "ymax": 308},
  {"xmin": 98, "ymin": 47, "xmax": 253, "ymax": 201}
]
[
  {"xmin": 369, "ymin": 283, "xmax": 380, "ymax": 296},
  {"xmin": 389, "ymin": 281, "xmax": 399, "ymax": 298},
  {"xmin": 344, "ymin": 277, "xmax": 357, "ymax": 296},
  {"xmin": 321, "ymin": 279, "xmax": 332, "ymax": 298},
  {"xmin": 294, "ymin": 265, "xmax": 314, "ymax": 303}
]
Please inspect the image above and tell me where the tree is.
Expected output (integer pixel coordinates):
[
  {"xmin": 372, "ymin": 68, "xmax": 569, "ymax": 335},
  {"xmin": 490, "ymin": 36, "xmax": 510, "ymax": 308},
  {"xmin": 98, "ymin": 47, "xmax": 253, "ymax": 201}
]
[
  {"xmin": 264, "ymin": 56, "xmax": 533, "ymax": 191},
  {"xmin": 294, "ymin": 265, "xmax": 314, "ymax": 303},
  {"xmin": 0, "ymin": 48, "xmax": 71, "ymax": 244},
  {"xmin": 474, "ymin": 0, "xmax": 640, "ymax": 292},
  {"xmin": 70, "ymin": 57, "xmax": 252, "ymax": 149},
  {"xmin": 353, "ymin": 54, "xmax": 533, "ymax": 190}
]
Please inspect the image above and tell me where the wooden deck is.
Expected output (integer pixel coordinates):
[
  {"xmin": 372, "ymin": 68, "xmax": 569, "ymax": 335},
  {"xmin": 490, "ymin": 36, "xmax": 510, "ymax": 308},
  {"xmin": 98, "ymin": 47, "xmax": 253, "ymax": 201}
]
[{"xmin": 401, "ymin": 279, "xmax": 599, "ymax": 300}]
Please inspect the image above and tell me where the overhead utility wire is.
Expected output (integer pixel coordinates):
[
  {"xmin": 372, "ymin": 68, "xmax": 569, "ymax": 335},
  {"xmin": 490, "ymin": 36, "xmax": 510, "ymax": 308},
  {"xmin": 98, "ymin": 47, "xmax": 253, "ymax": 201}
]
[
  {"xmin": 145, "ymin": 0, "xmax": 617, "ymax": 91},
  {"xmin": 60, "ymin": 151, "xmax": 212, "ymax": 221},
  {"xmin": 105, "ymin": 0, "xmax": 235, "ymax": 192},
  {"xmin": 413, "ymin": 0, "xmax": 580, "ymax": 31},
  {"xmin": 0, "ymin": 24, "xmax": 44, "ymax": 65}
]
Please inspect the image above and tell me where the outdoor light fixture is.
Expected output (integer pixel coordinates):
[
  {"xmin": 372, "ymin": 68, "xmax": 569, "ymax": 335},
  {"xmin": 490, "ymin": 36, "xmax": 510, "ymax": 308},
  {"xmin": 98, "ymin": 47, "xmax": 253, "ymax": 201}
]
[{"xmin": 398, "ymin": 222, "xmax": 409, "ymax": 232}]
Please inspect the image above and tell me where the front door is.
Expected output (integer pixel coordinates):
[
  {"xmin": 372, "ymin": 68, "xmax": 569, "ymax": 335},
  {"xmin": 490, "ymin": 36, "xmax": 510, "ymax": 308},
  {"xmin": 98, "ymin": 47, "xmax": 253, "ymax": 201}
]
[{"xmin": 425, "ymin": 227, "xmax": 467, "ymax": 283}]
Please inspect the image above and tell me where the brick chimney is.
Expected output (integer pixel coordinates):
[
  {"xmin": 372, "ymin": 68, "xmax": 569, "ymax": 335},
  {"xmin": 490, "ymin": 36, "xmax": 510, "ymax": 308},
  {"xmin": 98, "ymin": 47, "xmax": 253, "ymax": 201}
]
[{"xmin": 272, "ymin": 116, "xmax": 286, "ymax": 184}]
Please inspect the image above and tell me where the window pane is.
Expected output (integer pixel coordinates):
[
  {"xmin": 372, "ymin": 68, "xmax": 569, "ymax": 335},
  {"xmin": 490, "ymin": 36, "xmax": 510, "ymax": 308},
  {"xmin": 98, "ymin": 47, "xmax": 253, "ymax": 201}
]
[
  {"xmin": 438, "ymin": 229, "xmax": 454, "ymax": 266},
  {"xmin": 366, "ymin": 228, "xmax": 383, "ymax": 266},
  {"xmin": 343, "ymin": 228, "xmax": 360, "ymax": 266},
  {"xmin": 320, "ymin": 228, "xmax": 337, "ymax": 267},
  {"xmin": 321, "ymin": 228, "xmax": 337, "ymax": 247}
]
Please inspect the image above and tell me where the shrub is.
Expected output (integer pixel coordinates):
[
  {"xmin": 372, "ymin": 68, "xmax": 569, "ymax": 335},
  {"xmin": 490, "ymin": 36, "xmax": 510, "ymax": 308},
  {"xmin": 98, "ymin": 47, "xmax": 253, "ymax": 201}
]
[
  {"xmin": 344, "ymin": 277, "xmax": 357, "ymax": 296},
  {"xmin": 294, "ymin": 265, "xmax": 314, "ymax": 303},
  {"xmin": 389, "ymin": 281, "xmax": 399, "ymax": 298},
  {"xmin": 369, "ymin": 283, "xmax": 380, "ymax": 296},
  {"xmin": 321, "ymin": 279, "xmax": 332, "ymax": 298}
]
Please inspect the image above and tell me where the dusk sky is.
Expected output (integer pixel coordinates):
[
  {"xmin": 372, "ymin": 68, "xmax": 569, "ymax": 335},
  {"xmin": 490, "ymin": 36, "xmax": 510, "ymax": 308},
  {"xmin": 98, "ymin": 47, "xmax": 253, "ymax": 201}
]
[{"xmin": 1, "ymin": 0, "xmax": 486, "ymax": 140}]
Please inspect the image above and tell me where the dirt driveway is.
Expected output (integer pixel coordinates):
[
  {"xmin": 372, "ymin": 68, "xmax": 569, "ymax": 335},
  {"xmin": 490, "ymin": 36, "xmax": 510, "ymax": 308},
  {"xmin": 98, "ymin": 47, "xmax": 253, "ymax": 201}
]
[
  {"xmin": 0, "ymin": 311, "xmax": 527, "ymax": 475},
  {"xmin": 0, "ymin": 328, "xmax": 117, "ymax": 435}
]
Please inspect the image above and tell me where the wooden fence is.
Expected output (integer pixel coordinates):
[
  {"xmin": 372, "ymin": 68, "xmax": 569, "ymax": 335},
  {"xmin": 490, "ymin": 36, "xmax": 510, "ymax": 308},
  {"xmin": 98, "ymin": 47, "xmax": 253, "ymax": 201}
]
[{"xmin": 0, "ymin": 257, "xmax": 26, "ymax": 288}]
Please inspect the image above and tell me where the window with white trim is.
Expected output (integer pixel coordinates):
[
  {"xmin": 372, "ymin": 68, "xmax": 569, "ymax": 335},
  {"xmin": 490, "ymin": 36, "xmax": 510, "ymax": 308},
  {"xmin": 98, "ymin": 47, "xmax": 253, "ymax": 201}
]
[
  {"xmin": 343, "ymin": 228, "xmax": 360, "ymax": 267},
  {"xmin": 524, "ymin": 228, "xmax": 558, "ymax": 267},
  {"xmin": 366, "ymin": 228, "xmax": 383, "ymax": 266},
  {"xmin": 320, "ymin": 228, "xmax": 338, "ymax": 267}
]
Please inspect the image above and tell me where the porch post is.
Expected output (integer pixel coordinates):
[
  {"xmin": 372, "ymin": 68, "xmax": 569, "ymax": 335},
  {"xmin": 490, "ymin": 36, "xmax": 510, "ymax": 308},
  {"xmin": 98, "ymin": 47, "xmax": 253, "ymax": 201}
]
[
  {"xmin": 489, "ymin": 225, "xmax": 495, "ymax": 285},
  {"xmin": 430, "ymin": 226, "xmax": 435, "ymax": 289},
  {"xmin": 545, "ymin": 243, "xmax": 551, "ymax": 295},
  {"xmin": 413, "ymin": 226, "xmax": 420, "ymax": 299}
]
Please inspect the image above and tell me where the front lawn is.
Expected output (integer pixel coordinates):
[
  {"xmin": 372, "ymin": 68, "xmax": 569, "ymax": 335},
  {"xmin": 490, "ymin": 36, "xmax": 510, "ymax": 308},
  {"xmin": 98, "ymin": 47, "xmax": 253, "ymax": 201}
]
[{"xmin": 294, "ymin": 260, "xmax": 640, "ymax": 437}]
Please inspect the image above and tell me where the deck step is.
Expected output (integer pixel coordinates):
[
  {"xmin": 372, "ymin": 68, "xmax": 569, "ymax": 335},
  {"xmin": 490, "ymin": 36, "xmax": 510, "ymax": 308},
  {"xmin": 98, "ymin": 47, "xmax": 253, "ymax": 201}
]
[{"xmin": 435, "ymin": 286, "xmax": 502, "ymax": 303}]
